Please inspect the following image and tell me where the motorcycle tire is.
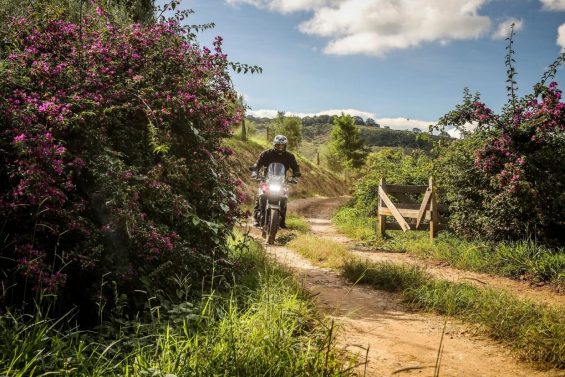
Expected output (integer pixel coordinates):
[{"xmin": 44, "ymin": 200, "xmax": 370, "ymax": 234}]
[
  {"xmin": 267, "ymin": 209, "xmax": 279, "ymax": 245},
  {"xmin": 261, "ymin": 209, "xmax": 269, "ymax": 238}
]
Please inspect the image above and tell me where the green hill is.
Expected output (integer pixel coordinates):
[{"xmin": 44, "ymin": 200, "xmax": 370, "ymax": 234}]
[{"xmin": 247, "ymin": 116, "xmax": 436, "ymax": 150}]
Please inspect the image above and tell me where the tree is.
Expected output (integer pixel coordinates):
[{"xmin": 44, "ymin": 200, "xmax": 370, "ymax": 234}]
[
  {"xmin": 270, "ymin": 112, "xmax": 303, "ymax": 150},
  {"xmin": 317, "ymin": 114, "xmax": 331, "ymax": 124},
  {"xmin": 353, "ymin": 115, "xmax": 365, "ymax": 125},
  {"xmin": 302, "ymin": 116, "xmax": 314, "ymax": 126},
  {"xmin": 366, "ymin": 118, "xmax": 376, "ymax": 126},
  {"xmin": 326, "ymin": 114, "xmax": 367, "ymax": 172},
  {"xmin": 412, "ymin": 127, "xmax": 422, "ymax": 133}
]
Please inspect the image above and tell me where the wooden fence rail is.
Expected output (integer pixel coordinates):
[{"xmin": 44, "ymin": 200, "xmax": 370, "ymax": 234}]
[{"xmin": 377, "ymin": 177, "xmax": 447, "ymax": 240}]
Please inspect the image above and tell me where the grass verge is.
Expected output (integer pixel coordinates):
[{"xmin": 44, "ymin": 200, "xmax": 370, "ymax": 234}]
[
  {"xmin": 287, "ymin": 234, "xmax": 349, "ymax": 269},
  {"xmin": 333, "ymin": 207, "xmax": 565, "ymax": 290},
  {"xmin": 0, "ymin": 233, "xmax": 357, "ymax": 377},
  {"xmin": 286, "ymin": 213, "xmax": 311, "ymax": 233},
  {"xmin": 287, "ymin": 234, "xmax": 565, "ymax": 369}
]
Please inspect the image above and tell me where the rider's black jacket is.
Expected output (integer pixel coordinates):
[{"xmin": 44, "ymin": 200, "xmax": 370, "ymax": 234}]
[{"xmin": 253, "ymin": 149, "xmax": 301, "ymax": 177}]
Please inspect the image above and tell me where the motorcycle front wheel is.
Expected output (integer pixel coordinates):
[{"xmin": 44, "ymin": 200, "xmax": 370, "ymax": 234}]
[
  {"xmin": 261, "ymin": 207, "xmax": 269, "ymax": 238},
  {"xmin": 266, "ymin": 208, "xmax": 279, "ymax": 245}
]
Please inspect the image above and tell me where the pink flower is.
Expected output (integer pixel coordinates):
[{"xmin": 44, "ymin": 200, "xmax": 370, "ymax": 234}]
[{"xmin": 13, "ymin": 133, "xmax": 26, "ymax": 143}]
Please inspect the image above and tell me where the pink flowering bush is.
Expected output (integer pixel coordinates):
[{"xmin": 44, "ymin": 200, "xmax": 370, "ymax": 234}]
[
  {"xmin": 0, "ymin": 5, "xmax": 243, "ymax": 320},
  {"xmin": 436, "ymin": 81, "xmax": 565, "ymax": 245}
]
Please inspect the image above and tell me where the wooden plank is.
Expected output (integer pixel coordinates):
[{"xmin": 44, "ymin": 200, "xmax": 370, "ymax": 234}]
[
  {"xmin": 381, "ymin": 202, "xmax": 436, "ymax": 211},
  {"xmin": 377, "ymin": 178, "xmax": 386, "ymax": 237},
  {"xmin": 383, "ymin": 184, "xmax": 428, "ymax": 194},
  {"xmin": 379, "ymin": 178, "xmax": 386, "ymax": 208},
  {"xmin": 384, "ymin": 222, "xmax": 447, "ymax": 231},
  {"xmin": 386, "ymin": 197, "xmax": 447, "ymax": 213},
  {"xmin": 378, "ymin": 207, "xmax": 431, "ymax": 220},
  {"xmin": 378, "ymin": 186, "xmax": 411, "ymax": 232},
  {"xmin": 429, "ymin": 177, "xmax": 438, "ymax": 240},
  {"xmin": 378, "ymin": 214, "xmax": 386, "ymax": 237},
  {"xmin": 416, "ymin": 188, "xmax": 432, "ymax": 229}
]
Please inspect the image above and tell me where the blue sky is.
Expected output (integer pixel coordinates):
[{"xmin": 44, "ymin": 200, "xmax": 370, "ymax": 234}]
[{"xmin": 173, "ymin": 0, "xmax": 565, "ymax": 130}]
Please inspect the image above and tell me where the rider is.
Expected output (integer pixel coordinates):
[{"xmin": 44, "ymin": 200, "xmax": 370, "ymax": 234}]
[{"xmin": 250, "ymin": 135, "xmax": 301, "ymax": 228}]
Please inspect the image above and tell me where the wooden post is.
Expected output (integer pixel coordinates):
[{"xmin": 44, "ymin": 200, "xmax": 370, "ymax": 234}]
[
  {"xmin": 377, "ymin": 178, "xmax": 387, "ymax": 238},
  {"xmin": 266, "ymin": 126, "xmax": 270, "ymax": 142},
  {"xmin": 429, "ymin": 176, "xmax": 438, "ymax": 240},
  {"xmin": 241, "ymin": 118, "xmax": 247, "ymax": 141},
  {"xmin": 316, "ymin": 149, "xmax": 320, "ymax": 166}
]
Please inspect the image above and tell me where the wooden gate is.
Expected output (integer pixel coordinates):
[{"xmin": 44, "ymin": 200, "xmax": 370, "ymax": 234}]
[{"xmin": 377, "ymin": 177, "xmax": 446, "ymax": 240}]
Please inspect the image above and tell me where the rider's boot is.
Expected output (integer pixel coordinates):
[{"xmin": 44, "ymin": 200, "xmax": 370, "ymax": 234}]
[{"xmin": 253, "ymin": 211, "xmax": 261, "ymax": 227}]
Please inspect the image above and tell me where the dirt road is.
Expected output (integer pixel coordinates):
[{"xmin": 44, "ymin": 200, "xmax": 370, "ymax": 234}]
[{"xmin": 255, "ymin": 196, "xmax": 564, "ymax": 377}]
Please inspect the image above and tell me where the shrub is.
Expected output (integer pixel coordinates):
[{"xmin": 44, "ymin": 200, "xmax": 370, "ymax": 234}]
[
  {"xmin": 435, "ymin": 82, "xmax": 565, "ymax": 245},
  {"xmin": 269, "ymin": 112, "xmax": 303, "ymax": 150},
  {"xmin": 0, "ymin": 4, "xmax": 243, "ymax": 321},
  {"xmin": 433, "ymin": 26, "xmax": 565, "ymax": 246},
  {"xmin": 350, "ymin": 148, "xmax": 432, "ymax": 216}
]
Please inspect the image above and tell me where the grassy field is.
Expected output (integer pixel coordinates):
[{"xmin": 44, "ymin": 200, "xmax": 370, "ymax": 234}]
[{"xmin": 0, "ymin": 233, "xmax": 358, "ymax": 377}]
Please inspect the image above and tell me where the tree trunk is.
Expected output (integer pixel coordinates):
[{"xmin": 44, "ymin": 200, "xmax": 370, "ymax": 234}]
[{"xmin": 241, "ymin": 118, "xmax": 247, "ymax": 141}]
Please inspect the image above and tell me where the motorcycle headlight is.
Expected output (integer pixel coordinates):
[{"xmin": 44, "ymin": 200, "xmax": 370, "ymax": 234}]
[{"xmin": 269, "ymin": 184, "xmax": 282, "ymax": 192}]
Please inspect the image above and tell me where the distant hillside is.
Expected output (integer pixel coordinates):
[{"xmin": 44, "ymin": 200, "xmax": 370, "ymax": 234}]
[
  {"xmin": 246, "ymin": 116, "xmax": 437, "ymax": 150},
  {"xmin": 358, "ymin": 126, "xmax": 434, "ymax": 149},
  {"xmin": 224, "ymin": 137, "xmax": 348, "ymax": 203}
]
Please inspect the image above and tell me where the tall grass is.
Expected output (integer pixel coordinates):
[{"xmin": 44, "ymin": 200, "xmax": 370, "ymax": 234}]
[
  {"xmin": 332, "ymin": 207, "xmax": 375, "ymax": 241},
  {"xmin": 287, "ymin": 234, "xmax": 349, "ymax": 269},
  {"xmin": 0, "ymin": 234, "xmax": 357, "ymax": 377},
  {"xmin": 333, "ymin": 207, "xmax": 565, "ymax": 290},
  {"xmin": 288, "ymin": 234, "xmax": 565, "ymax": 369},
  {"xmin": 285, "ymin": 213, "xmax": 311, "ymax": 233},
  {"xmin": 343, "ymin": 259, "xmax": 565, "ymax": 369}
]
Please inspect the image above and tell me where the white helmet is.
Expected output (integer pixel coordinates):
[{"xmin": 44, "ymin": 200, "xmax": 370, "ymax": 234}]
[
  {"xmin": 273, "ymin": 135, "xmax": 288, "ymax": 152},
  {"xmin": 273, "ymin": 135, "xmax": 288, "ymax": 146}
]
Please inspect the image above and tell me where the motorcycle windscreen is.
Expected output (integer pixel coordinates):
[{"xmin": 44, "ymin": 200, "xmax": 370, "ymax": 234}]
[{"xmin": 267, "ymin": 162, "xmax": 285, "ymax": 179}]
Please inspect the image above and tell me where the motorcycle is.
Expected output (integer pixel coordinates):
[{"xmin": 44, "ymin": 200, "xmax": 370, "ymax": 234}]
[{"xmin": 252, "ymin": 162, "xmax": 297, "ymax": 244}]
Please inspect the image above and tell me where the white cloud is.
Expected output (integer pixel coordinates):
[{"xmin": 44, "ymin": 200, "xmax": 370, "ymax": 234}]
[
  {"xmin": 247, "ymin": 109, "xmax": 280, "ymax": 118},
  {"xmin": 541, "ymin": 0, "xmax": 565, "ymax": 11},
  {"xmin": 228, "ymin": 0, "xmax": 492, "ymax": 56},
  {"xmin": 302, "ymin": 0, "xmax": 491, "ymax": 56},
  {"xmin": 446, "ymin": 122, "xmax": 477, "ymax": 139},
  {"xmin": 296, "ymin": 108, "xmax": 376, "ymax": 119},
  {"xmin": 558, "ymin": 23, "xmax": 565, "ymax": 49},
  {"xmin": 247, "ymin": 109, "xmax": 436, "ymax": 131},
  {"xmin": 375, "ymin": 117, "xmax": 435, "ymax": 131},
  {"xmin": 492, "ymin": 18, "xmax": 523, "ymax": 40},
  {"xmin": 248, "ymin": 108, "xmax": 375, "ymax": 119}
]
